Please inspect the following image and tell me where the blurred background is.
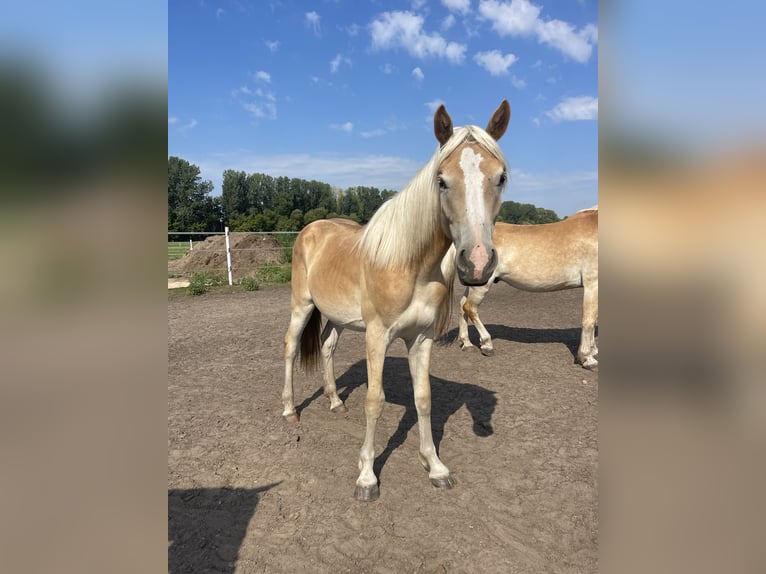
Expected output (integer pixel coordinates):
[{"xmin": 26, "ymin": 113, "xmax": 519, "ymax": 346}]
[
  {"xmin": 600, "ymin": 1, "xmax": 765, "ymax": 572},
  {"xmin": 0, "ymin": 2, "xmax": 167, "ymax": 573},
  {"xmin": 1, "ymin": 1, "xmax": 764, "ymax": 573}
]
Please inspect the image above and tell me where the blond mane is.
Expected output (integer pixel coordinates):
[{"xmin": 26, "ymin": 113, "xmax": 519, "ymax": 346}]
[{"xmin": 358, "ymin": 125, "xmax": 507, "ymax": 270}]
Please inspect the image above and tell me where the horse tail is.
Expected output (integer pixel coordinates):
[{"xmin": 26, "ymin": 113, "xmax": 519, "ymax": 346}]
[{"xmin": 299, "ymin": 307, "xmax": 322, "ymax": 373}]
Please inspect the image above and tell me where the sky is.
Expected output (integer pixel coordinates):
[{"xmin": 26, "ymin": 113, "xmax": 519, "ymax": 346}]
[{"xmin": 169, "ymin": 0, "xmax": 598, "ymax": 218}]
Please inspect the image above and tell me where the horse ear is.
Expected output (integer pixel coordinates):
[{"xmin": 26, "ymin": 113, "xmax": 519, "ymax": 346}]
[
  {"xmin": 434, "ymin": 105, "xmax": 453, "ymax": 146},
  {"xmin": 486, "ymin": 99, "xmax": 511, "ymax": 141}
]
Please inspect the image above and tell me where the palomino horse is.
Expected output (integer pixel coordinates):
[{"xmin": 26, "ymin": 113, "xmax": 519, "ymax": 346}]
[
  {"xmin": 457, "ymin": 206, "xmax": 598, "ymax": 369},
  {"xmin": 282, "ymin": 101, "xmax": 511, "ymax": 501}
]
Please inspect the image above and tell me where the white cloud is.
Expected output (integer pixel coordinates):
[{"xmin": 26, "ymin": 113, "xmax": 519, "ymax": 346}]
[
  {"xmin": 172, "ymin": 118, "xmax": 198, "ymax": 136},
  {"xmin": 545, "ymin": 96, "xmax": 598, "ymax": 122},
  {"xmin": 370, "ymin": 11, "xmax": 467, "ymax": 64},
  {"xmin": 536, "ymin": 20, "xmax": 597, "ymax": 63},
  {"xmin": 253, "ymin": 70, "xmax": 271, "ymax": 83},
  {"xmin": 381, "ymin": 63, "xmax": 396, "ymax": 74},
  {"xmin": 305, "ymin": 11, "xmax": 321, "ymax": 35},
  {"xmin": 242, "ymin": 100, "xmax": 277, "ymax": 120},
  {"xmin": 331, "ymin": 122, "xmax": 354, "ymax": 133},
  {"xmin": 264, "ymin": 40, "xmax": 280, "ymax": 53},
  {"xmin": 473, "ymin": 49, "xmax": 518, "ymax": 75},
  {"xmin": 442, "ymin": 0, "xmax": 471, "ymax": 15},
  {"xmin": 441, "ymin": 14, "xmax": 456, "ymax": 31},
  {"xmin": 479, "ymin": 0, "xmax": 540, "ymax": 36},
  {"xmin": 478, "ymin": 0, "xmax": 597, "ymax": 63},
  {"xmin": 511, "ymin": 74, "xmax": 526, "ymax": 89},
  {"xmin": 231, "ymin": 86, "xmax": 251, "ymax": 97},
  {"xmin": 216, "ymin": 8, "xmax": 225, "ymax": 19},
  {"xmin": 330, "ymin": 54, "xmax": 352, "ymax": 73},
  {"xmin": 345, "ymin": 23, "xmax": 361, "ymax": 37},
  {"xmin": 412, "ymin": 67, "xmax": 424, "ymax": 81},
  {"xmin": 361, "ymin": 129, "xmax": 387, "ymax": 138},
  {"xmin": 234, "ymin": 81, "xmax": 277, "ymax": 120},
  {"xmin": 169, "ymin": 116, "xmax": 197, "ymax": 133}
]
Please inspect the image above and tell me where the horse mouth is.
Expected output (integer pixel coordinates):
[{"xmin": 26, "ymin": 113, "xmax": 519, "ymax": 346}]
[{"xmin": 457, "ymin": 273, "xmax": 491, "ymax": 287}]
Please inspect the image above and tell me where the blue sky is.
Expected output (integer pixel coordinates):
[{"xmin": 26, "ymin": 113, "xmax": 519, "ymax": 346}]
[{"xmin": 170, "ymin": 0, "xmax": 598, "ymax": 217}]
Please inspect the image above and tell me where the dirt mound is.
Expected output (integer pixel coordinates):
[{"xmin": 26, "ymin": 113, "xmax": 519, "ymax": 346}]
[{"xmin": 168, "ymin": 234, "xmax": 285, "ymax": 277}]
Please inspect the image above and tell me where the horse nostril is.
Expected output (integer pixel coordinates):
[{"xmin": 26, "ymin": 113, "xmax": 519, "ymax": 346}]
[{"xmin": 459, "ymin": 248, "xmax": 466, "ymax": 261}]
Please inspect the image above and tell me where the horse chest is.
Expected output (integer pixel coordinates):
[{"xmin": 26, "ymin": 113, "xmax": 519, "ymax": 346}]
[{"xmin": 384, "ymin": 281, "xmax": 448, "ymax": 335}]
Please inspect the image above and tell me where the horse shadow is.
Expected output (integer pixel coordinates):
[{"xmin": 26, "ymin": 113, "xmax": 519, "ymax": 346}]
[
  {"xmin": 443, "ymin": 324, "xmax": 598, "ymax": 364},
  {"xmin": 168, "ymin": 483, "xmax": 280, "ymax": 574},
  {"xmin": 295, "ymin": 357, "xmax": 497, "ymax": 480}
]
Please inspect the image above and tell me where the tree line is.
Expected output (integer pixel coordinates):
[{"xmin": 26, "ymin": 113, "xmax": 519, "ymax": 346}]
[{"xmin": 168, "ymin": 156, "xmax": 560, "ymax": 234}]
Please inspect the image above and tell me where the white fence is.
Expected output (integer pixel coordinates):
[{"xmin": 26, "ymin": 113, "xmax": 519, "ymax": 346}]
[{"xmin": 168, "ymin": 229, "xmax": 299, "ymax": 285}]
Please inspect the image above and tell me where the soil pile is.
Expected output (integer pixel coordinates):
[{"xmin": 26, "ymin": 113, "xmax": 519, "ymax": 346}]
[{"xmin": 168, "ymin": 234, "xmax": 286, "ymax": 277}]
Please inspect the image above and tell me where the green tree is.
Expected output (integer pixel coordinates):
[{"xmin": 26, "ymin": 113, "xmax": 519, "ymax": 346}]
[
  {"xmin": 221, "ymin": 169, "xmax": 248, "ymax": 222},
  {"xmin": 497, "ymin": 200, "xmax": 560, "ymax": 224},
  {"xmin": 168, "ymin": 156, "xmax": 219, "ymax": 231},
  {"xmin": 304, "ymin": 207, "xmax": 329, "ymax": 225}
]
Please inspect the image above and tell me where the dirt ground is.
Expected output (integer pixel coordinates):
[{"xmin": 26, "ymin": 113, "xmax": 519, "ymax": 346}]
[{"xmin": 168, "ymin": 283, "xmax": 598, "ymax": 573}]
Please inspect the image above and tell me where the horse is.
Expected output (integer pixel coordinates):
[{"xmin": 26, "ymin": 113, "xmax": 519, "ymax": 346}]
[
  {"xmin": 456, "ymin": 206, "xmax": 598, "ymax": 369},
  {"xmin": 282, "ymin": 100, "xmax": 511, "ymax": 501}
]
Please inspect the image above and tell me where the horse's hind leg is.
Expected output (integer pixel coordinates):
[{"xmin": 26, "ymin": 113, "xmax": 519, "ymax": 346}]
[
  {"xmin": 578, "ymin": 278, "xmax": 598, "ymax": 369},
  {"xmin": 459, "ymin": 283, "xmax": 494, "ymax": 356},
  {"xmin": 282, "ymin": 300, "xmax": 315, "ymax": 422},
  {"xmin": 408, "ymin": 334, "xmax": 455, "ymax": 489},
  {"xmin": 320, "ymin": 322, "xmax": 347, "ymax": 413}
]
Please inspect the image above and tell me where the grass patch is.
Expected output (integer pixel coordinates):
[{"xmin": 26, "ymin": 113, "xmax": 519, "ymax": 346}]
[
  {"xmin": 186, "ymin": 271, "xmax": 227, "ymax": 296},
  {"xmin": 273, "ymin": 233, "xmax": 296, "ymax": 264},
  {"xmin": 239, "ymin": 276, "xmax": 260, "ymax": 291},
  {"xmin": 168, "ymin": 241, "xmax": 192, "ymax": 260},
  {"xmin": 256, "ymin": 264, "xmax": 291, "ymax": 284}
]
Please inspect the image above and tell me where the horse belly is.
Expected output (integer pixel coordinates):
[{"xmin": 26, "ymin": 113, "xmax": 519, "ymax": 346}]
[{"xmin": 502, "ymin": 266, "xmax": 582, "ymax": 292}]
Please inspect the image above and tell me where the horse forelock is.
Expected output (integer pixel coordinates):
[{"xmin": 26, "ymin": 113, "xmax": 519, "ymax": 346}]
[{"xmin": 358, "ymin": 125, "xmax": 507, "ymax": 270}]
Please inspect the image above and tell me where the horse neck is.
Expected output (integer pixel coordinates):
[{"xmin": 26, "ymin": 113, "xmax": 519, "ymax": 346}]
[{"xmin": 358, "ymin": 158, "xmax": 444, "ymax": 271}]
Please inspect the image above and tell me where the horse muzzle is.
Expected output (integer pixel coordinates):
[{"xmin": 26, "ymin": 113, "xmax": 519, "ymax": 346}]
[{"xmin": 456, "ymin": 244, "xmax": 497, "ymax": 286}]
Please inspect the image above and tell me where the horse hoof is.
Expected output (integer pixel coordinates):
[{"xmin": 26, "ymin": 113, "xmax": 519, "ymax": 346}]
[
  {"xmin": 480, "ymin": 347, "xmax": 495, "ymax": 357},
  {"xmin": 283, "ymin": 413, "xmax": 299, "ymax": 423},
  {"xmin": 430, "ymin": 475, "xmax": 456, "ymax": 490},
  {"xmin": 581, "ymin": 358, "xmax": 598, "ymax": 370},
  {"xmin": 354, "ymin": 484, "xmax": 380, "ymax": 502},
  {"xmin": 331, "ymin": 403, "xmax": 349, "ymax": 414}
]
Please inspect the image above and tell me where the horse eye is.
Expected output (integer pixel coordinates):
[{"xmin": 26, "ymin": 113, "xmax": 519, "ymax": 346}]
[
  {"xmin": 498, "ymin": 172, "xmax": 507, "ymax": 186},
  {"xmin": 438, "ymin": 176, "xmax": 447, "ymax": 191}
]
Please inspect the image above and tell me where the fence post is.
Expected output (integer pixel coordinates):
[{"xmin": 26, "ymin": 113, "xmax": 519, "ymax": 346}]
[
  {"xmin": 189, "ymin": 238, "xmax": 193, "ymax": 251},
  {"xmin": 225, "ymin": 226, "xmax": 233, "ymax": 285}
]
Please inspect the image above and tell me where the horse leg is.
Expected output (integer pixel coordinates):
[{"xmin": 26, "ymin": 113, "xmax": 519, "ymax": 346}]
[
  {"xmin": 462, "ymin": 283, "xmax": 494, "ymax": 356},
  {"xmin": 320, "ymin": 322, "xmax": 347, "ymax": 413},
  {"xmin": 354, "ymin": 325, "xmax": 388, "ymax": 501},
  {"xmin": 578, "ymin": 278, "xmax": 599, "ymax": 369},
  {"xmin": 457, "ymin": 287, "xmax": 476, "ymax": 351},
  {"xmin": 282, "ymin": 300, "xmax": 315, "ymax": 422},
  {"xmin": 408, "ymin": 334, "xmax": 455, "ymax": 489}
]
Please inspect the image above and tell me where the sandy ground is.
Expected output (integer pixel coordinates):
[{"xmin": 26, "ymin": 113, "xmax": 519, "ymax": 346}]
[{"xmin": 168, "ymin": 283, "xmax": 598, "ymax": 573}]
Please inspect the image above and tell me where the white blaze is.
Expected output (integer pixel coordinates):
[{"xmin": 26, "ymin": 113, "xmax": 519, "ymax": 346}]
[{"xmin": 459, "ymin": 147, "xmax": 485, "ymax": 227}]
